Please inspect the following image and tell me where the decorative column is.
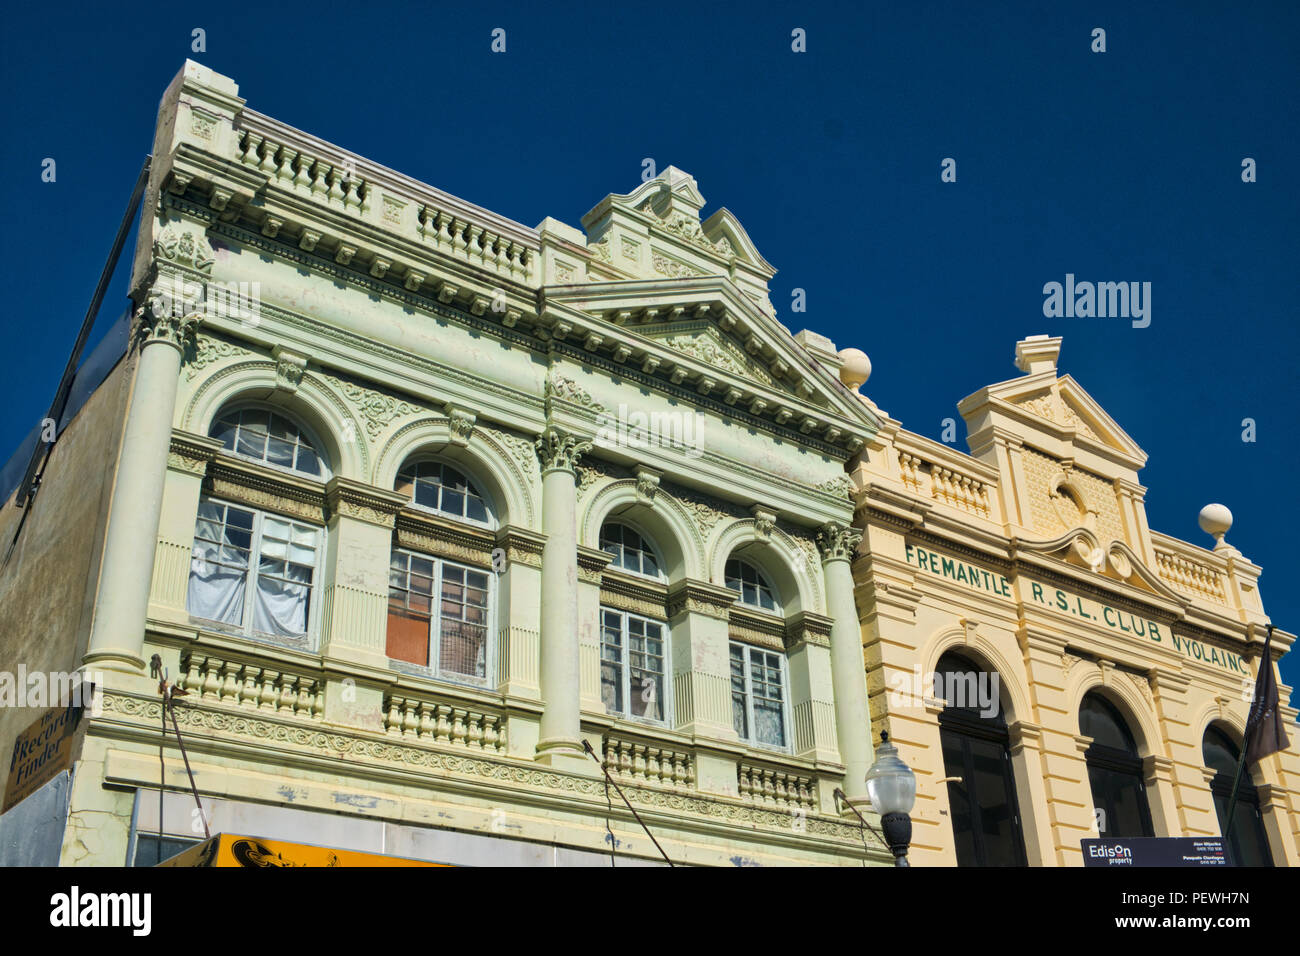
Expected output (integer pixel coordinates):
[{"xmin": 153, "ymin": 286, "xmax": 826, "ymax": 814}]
[
  {"xmin": 83, "ymin": 298, "xmax": 201, "ymax": 674},
  {"xmin": 534, "ymin": 426, "xmax": 591, "ymax": 771},
  {"xmin": 818, "ymin": 521, "xmax": 873, "ymax": 803}
]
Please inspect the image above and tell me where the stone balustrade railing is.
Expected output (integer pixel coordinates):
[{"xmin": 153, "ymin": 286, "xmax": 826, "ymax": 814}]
[
  {"xmin": 231, "ymin": 117, "xmax": 538, "ymax": 285},
  {"xmin": 1154, "ymin": 547, "xmax": 1228, "ymax": 605},
  {"xmin": 737, "ymin": 762, "xmax": 817, "ymax": 810},
  {"xmin": 897, "ymin": 450, "xmax": 994, "ymax": 519},
  {"xmin": 178, "ymin": 650, "xmax": 323, "ymax": 720},
  {"xmin": 417, "ymin": 204, "xmax": 534, "ymax": 280},
  {"xmin": 383, "ymin": 693, "xmax": 506, "ymax": 753},
  {"xmin": 603, "ymin": 735, "xmax": 695, "ymax": 789},
  {"xmin": 236, "ymin": 128, "xmax": 369, "ymax": 213}
]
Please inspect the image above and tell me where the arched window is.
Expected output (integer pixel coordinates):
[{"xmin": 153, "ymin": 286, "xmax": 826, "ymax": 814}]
[
  {"xmin": 725, "ymin": 558, "xmax": 778, "ymax": 612},
  {"xmin": 600, "ymin": 522, "xmax": 662, "ymax": 578},
  {"xmin": 396, "ymin": 460, "xmax": 490, "ymax": 524},
  {"xmin": 935, "ymin": 652, "xmax": 1027, "ymax": 866},
  {"xmin": 1204, "ymin": 726, "xmax": 1273, "ymax": 866},
  {"xmin": 1080, "ymin": 692, "xmax": 1154, "ymax": 838},
  {"xmin": 210, "ymin": 407, "xmax": 324, "ymax": 477}
]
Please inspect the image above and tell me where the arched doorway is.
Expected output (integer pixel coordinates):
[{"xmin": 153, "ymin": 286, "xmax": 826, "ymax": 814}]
[
  {"xmin": 1079, "ymin": 692, "xmax": 1154, "ymax": 838},
  {"xmin": 936, "ymin": 651, "xmax": 1027, "ymax": 866},
  {"xmin": 1203, "ymin": 725, "xmax": 1273, "ymax": 866}
]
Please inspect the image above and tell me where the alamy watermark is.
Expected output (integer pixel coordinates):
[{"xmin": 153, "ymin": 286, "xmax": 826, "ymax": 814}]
[
  {"xmin": 0, "ymin": 666, "xmax": 102, "ymax": 713},
  {"xmin": 888, "ymin": 664, "xmax": 1001, "ymax": 718},
  {"xmin": 148, "ymin": 274, "xmax": 262, "ymax": 327},
  {"xmin": 595, "ymin": 403, "xmax": 705, "ymax": 458},
  {"xmin": 1043, "ymin": 274, "xmax": 1151, "ymax": 328}
]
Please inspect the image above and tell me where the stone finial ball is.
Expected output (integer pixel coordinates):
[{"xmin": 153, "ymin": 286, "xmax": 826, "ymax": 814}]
[
  {"xmin": 1198, "ymin": 503, "xmax": 1233, "ymax": 538},
  {"xmin": 838, "ymin": 348, "xmax": 871, "ymax": 389}
]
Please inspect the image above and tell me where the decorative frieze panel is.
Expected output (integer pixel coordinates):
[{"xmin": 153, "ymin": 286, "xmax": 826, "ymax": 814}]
[
  {"xmin": 325, "ymin": 477, "xmax": 407, "ymax": 528},
  {"xmin": 666, "ymin": 579, "xmax": 736, "ymax": 621},
  {"xmin": 168, "ymin": 431, "xmax": 223, "ymax": 475},
  {"xmin": 600, "ymin": 572, "xmax": 669, "ymax": 621},
  {"xmin": 206, "ymin": 457, "xmax": 328, "ymax": 524},
  {"xmin": 186, "ymin": 335, "xmax": 252, "ymax": 381},
  {"xmin": 98, "ymin": 692, "xmax": 866, "ymax": 840},
  {"xmin": 785, "ymin": 610, "xmax": 834, "ymax": 650},
  {"xmin": 332, "ymin": 377, "xmax": 422, "ymax": 439},
  {"xmin": 154, "ymin": 223, "xmax": 216, "ymax": 274},
  {"xmin": 729, "ymin": 607, "xmax": 785, "ymax": 651},
  {"xmin": 395, "ymin": 511, "xmax": 495, "ymax": 568},
  {"xmin": 495, "ymin": 526, "xmax": 545, "ymax": 568}
]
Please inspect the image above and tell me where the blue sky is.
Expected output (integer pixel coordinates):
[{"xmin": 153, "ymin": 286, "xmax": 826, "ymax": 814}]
[{"xmin": 2, "ymin": 2, "xmax": 1297, "ymax": 695}]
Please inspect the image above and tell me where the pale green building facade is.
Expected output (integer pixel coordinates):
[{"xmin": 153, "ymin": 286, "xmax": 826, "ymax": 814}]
[{"xmin": 0, "ymin": 61, "xmax": 891, "ymax": 866}]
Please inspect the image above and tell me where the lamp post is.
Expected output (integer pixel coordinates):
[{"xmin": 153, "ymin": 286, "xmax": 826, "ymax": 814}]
[{"xmin": 865, "ymin": 731, "xmax": 916, "ymax": 867}]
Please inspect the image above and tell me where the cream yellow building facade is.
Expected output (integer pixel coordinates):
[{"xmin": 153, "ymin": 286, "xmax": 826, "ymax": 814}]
[{"xmin": 848, "ymin": 334, "xmax": 1300, "ymax": 867}]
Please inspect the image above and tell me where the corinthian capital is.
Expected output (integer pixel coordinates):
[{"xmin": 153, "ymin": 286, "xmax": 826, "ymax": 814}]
[
  {"xmin": 816, "ymin": 521, "xmax": 863, "ymax": 562},
  {"xmin": 135, "ymin": 300, "xmax": 203, "ymax": 353},
  {"xmin": 535, "ymin": 427, "xmax": 592, "ymax": 474}
]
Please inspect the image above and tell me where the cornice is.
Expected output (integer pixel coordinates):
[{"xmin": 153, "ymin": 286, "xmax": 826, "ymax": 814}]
[
  {"xmin": 394, "ymin": 509, "xmax": 496, "ymax": 568},
  {"xmin": 576, "ymin": 544, "xmax": 615, "ymax": 583},
  {"xmin": 666, "ymin": 579, "xmax": 737, "ymax": 621},
  {"xmin": 324, "ymin": 476, "xmax": 408, "ymax": 528},
  {"xmin": 205, "ymin": 453, "xmax": 328, "ymax": 523}
]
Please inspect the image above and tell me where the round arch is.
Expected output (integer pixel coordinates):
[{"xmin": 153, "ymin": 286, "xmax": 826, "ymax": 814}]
[
  {"xmin": 580, "ymin": 482, "xmax": 702, "ymax": 581},
  {"xmin": 921, "ymin": 626, "xmax": 1032, "ymax": 727},
  {"xmin": 1067, "ymin": 669, "xmax": 1163, "ymax": 759},
  {"xmin": 184, "ymin": 362, "xmax": 365, "ymax": 479},
  {"xmin": 374, "ymin": 418, "xmax": 534, "ymax": 528},
  {"xmin": 710, "ymin": 520, "xmax": 821, "ymax": 615}
]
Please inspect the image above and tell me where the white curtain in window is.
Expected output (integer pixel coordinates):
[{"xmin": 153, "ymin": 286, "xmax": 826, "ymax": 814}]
[
  {"xmin": 187, "ymin": 546, "xmax": 246, "ymax": 626},
  {"xmin": 251, "ymin": 572, "xmax": 309, "ymax": 636},
  {"xmin": 754, "ymin": 702, "xmax": 785, "ymax": 747}
]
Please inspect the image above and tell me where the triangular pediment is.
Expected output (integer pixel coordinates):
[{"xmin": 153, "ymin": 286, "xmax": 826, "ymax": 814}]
[
  {"xmin": 985, "ymin": 372, "xmax": 1146, "ymax": 463},
  {"xmin": 542, "ymin": 275, "xmax": 879, "ymax": 436},
  {"xmin": 960, "ymin": 337, "xmax": 1147, "ymax": 472},
  {"xmin": 643, "ymin": 322, "xmax": 780, "ymax": 391}
]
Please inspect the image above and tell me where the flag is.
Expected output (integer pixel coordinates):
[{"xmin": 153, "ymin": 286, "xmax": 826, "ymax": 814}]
[{"xmin": 1244, "ymin": 626, "xmax": 1289, "ymax": 766}]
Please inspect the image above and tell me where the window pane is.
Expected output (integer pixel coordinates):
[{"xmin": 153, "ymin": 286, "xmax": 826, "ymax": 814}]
[
  {"xmin": 188, "ymin": 501, "xmax": 253, "ymax": 626},
  {"xmin": 601, "ymin": 612, "xmax": 624, "ymax": 716},
  {"xmin": 730, "ymin": 645, "xmax": 748, "ymax": 739}
]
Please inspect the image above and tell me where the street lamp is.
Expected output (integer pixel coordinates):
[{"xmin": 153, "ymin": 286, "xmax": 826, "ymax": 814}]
[{"xmin": 865, "ymin": 731, "xmax": 916, "ymax": 867}]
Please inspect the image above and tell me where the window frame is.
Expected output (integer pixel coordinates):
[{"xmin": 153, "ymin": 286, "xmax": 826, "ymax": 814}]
[
  {"xmin": 725, "ymin": 557, "xmax": 780, "ymax": 613},
  {"xmin": 599, "ymin": 607, "xmax": 671, "ymax": 726},
  {"xmin": 599, "ymin": 522, "xmax": 666, "ymax": 581},
  {"xmin": 395, "ymin": 458, "xmax": 495, "ymax": 529},
  {"xmin": 386, "ymin": 547, "xmax": 496, "ymax": 689},
  {"xmin": 186, "ymin": 496, "xmax": 324, "ymax": 650},
  {"xmin": 209, "ymin": 404, "xmax": 330, "ymax": 479},
  {"xmin": 729, "ymin": 641, "xmax": 792, "ymax": 753}
]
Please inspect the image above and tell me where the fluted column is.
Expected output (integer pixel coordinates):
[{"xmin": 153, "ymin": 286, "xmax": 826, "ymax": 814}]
[
  {"xmin": 818, "ymin": 521, "xmax": 873, "ymax": 803},
  {"xmin": 83, "ymin": 300, "xmax": 201, "ymax": 673},
  {"xmin": 534, "ymin": 426, "xmax": 591, "ymax": 771}
]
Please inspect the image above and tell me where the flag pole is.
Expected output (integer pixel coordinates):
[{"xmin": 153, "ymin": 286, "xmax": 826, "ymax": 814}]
[
  {"xmin": 1223, "ymin": 623, "xmax": 1274, "ymax": 861},
  {"xmin": 1220, "ymin": 734, "xmax": 1248, "ymax": 858}
]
